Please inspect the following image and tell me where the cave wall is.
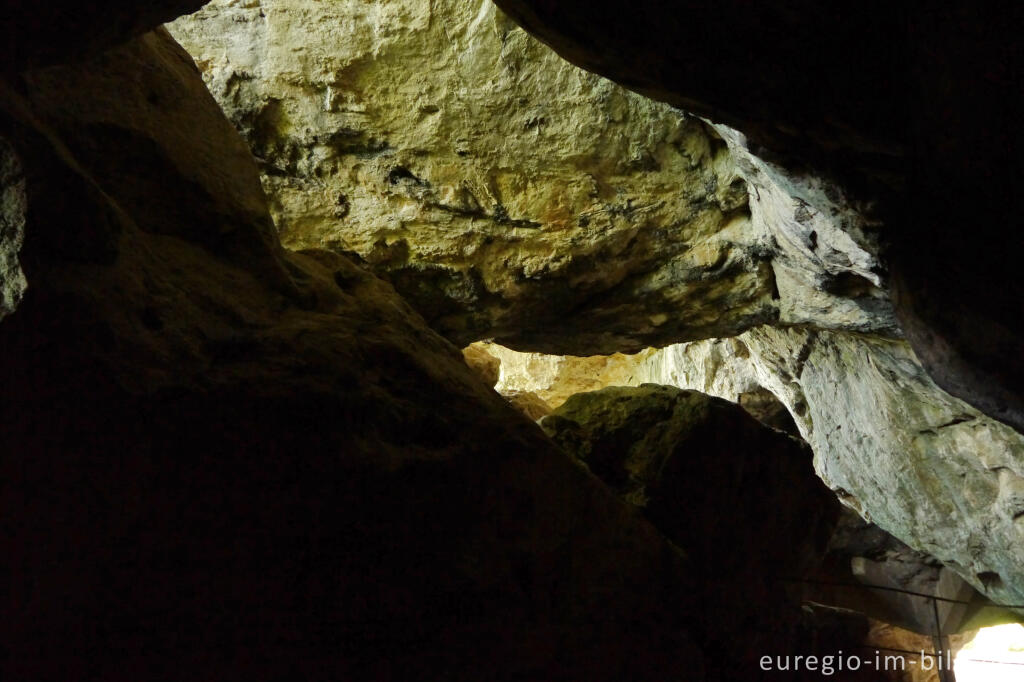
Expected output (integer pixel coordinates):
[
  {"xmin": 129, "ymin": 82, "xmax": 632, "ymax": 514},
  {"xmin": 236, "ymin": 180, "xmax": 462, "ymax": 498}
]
[
  {"xmin": 637, "ymin": 331, "xmax": 1024, "ymax": 609},
  {"xmin": 168, "ymin": 0, "xmax": 783, "ymax": 354},
  {"xmin": 168, "ymin": 0, "xmax": 924, "ymax": 359},
  {"xmin": 0, "ymin": 21, "xmax": 715, "ymax": 681},
  {"xmin": 491, "ymin": 0, "xmax": 1024, "ymax": 435},
  {"xmin": 168, "ymin": 0, "xmax": 1024, "ymax": 614},
  {"xmin": 481, "ymin": 330, "xmax": 1024, "ymax": 609},
  {"xmin": 5, "ymin": 0, "xmax": 1023, "ymax": 676}
]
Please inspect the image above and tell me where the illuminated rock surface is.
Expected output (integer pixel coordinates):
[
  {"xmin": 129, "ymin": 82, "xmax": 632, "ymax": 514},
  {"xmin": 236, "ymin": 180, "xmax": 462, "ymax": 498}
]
[{"xmin": 4, "ymin": 0, "xmax": 1024, "ymax": 678}]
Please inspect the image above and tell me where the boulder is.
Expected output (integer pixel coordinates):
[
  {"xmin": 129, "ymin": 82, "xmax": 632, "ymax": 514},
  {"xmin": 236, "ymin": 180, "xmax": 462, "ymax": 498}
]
[{"xmin": 541, "ymin": 384, "xmax": 841, "ymax": 675}]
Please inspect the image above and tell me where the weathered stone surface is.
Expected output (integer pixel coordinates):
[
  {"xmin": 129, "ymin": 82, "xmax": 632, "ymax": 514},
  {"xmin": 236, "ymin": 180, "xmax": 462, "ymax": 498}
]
[
  {"xmin": 0, "ymin": 138, "xmax": 27, "ymax": 321},
  {"xmin": 1, "ymin": 29, "xmax": 716, "ymax": 681},
  {"xmin": 541, "ymin": 384, "xmax": 836, "ymax": 570},
  {"xmin": 478, "ymin": 340, "xmax": 646, "ymax": 410},
  {"xmin": 502, "ymin": 389, "xmax": 552, "ymax": 421},
  {"xmin": 541, "ymin": 384, "xmax": 840, "ymax": 673},
  {"xmin": 168, "ymin": 0, "xmax": 781, "ymax": 354},
  {"xmin": 711, "ymin": 124, "xmax": 897, "ymax": 335},
  {"xmin": 461, "ymin": 342, "xmax": 500, "ymax": 387},
  {"xmin": 487, "ymin": 330, "xmax": 1024, "ymax": 611},
  {"xmin": 634, "ymin": 331, "xmax": 1024, "ymax": 611},
  {"xmin": 170, "ymin": 4, "xmax": 1024, "ymax": 609},
  {"xmin": 480, "ymin": 0, "xmax": 1024, "ymax": 617},
  {"xmin": 493, "ymin": 0, "xmax": 1024, "ymax": 435}
]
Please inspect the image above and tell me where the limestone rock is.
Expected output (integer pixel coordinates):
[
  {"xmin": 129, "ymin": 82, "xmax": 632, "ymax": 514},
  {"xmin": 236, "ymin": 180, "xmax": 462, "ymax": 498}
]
[
  {"xmin": 1, "ymin": 29, "xmax": 711, "ymax": 681},
  {"xmin": 172, "ymin": 6, "xmax": 1024, "ymax": 608},
  {"xmin": 502, "ymin": 389, "xmax": 552, "ymax": 421},
  {"xmin": 493, "ymin": 0, "xmax": 1024, "ymax": 436},
  {"xmin": 634, "ymin": 330, "xmax": 1024, "ymax": 611},
  {"xmin": 479, "ymin": 340, "xmax": 647, "ymax": 410},
  {"xmin": 489, "ymin": 3, "xmax": 1024, "ymax": 605},
  {"xmin": 710, "ymin": 123, "xmax": 897, "ymax": 335},
  {"xmin": 488, "ymin": 329, "xmax": 1024, "ymax": 611},
  {"xmin": 541, "ymin": 384, "xmax": 840, "ymax": 672},
  {"xmin": 461, "ymin": 342, "xmax": 500, "ymax": 387},
  {"xmin": 168, "ymin": 0, "xmax": 780, "ymax": 354}
]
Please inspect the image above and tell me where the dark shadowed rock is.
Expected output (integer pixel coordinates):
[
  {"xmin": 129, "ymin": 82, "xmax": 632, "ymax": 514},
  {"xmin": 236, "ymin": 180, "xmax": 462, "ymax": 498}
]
[
  {"xmin": 0, "ymin": 29, "xmax": 709, "ymax": 682},
  {"xmin": 3, "ymin": 0, "xmax": 209, "ymax": 72},
  {"xmin": 541, "ymin": 384, "xmax": 841, "ymax": 675}
]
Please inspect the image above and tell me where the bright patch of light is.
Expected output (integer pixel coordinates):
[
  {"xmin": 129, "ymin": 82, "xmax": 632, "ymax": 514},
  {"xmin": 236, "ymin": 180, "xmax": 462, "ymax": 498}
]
[{"xmin": 954, "ymin": 623, "xmax": 1024, "ymax": 681}]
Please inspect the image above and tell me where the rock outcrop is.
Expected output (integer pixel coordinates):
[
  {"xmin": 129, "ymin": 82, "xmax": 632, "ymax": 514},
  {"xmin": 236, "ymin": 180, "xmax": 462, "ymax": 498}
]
[
  {"xmin": 7, "ymin": 1, "xmax": 1021, "ymax": 678},
  {"xmin": 2, "ymin": 25, "xmax": 709, "ymax": 681},
  {"xmin": 475, "ymin": 340, "xmax": 643, "ymax": 411},
  {"xmin": 492, "ymin": 0, "xmax": 1024, "ymax": 435},
  {"xmin": 483, "ymin": 331, "xmax": 1024, "ymax": 610},
  {"xmin": 168, "ymin": 5, "xmax": 1024, "ymax": 607},
  {"xmin": 634, "ymin": 331, "xmax": 1024, "ymax": 610},
  {"xmin": 541, "ymin": 384, "xmax": 841, "ymax": 674},
  {"xmin": 161, "ymin": 0, "xmax": 1023, "ymax": 615},
  {"xmin": 541, "ymin": 385, "xmax": 837, "ymax": 569},
  {"xmin": 168, "ymin": 0, "xmax": 783, "ymax": 354}
]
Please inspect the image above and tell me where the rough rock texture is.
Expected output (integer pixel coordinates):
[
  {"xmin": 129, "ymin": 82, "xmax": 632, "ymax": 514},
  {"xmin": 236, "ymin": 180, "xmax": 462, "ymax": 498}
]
[
  {"xmin": 493, "ymin": 0, "xmax": 1024, "ymax": 435},
  {"xmin": 502, "ymin": 389, "xmax": 553, "ymax": 421},
  {"xmin": 488, "ymin": 3, "xmax": 1024, "ymax": 609},
  {"xmin": 479, "ymin": 339, "xmax": 797, "ymax": 432},
  {"xmin": 484, "ymin": 331, "xmax": 1024, "ymax": 610},
  {"xmin": 634, "ymin": 331, "xmax": 1024, "ymax": 610},
  {"xmin": 476, "ymin": 341, "xmax": 644, "ymax": 410},
  {"xmin": 168, "ymin": 4, "xmax": 1024, "ymax": 610},
  {"xmin": 0, "ymin": 138, "xmax": 27, "ymax": 320},
  {"xmin": 167, "ymin": 0, "xmax": 909, "ymax": 357},
  {"xmin": 540, "ymin": 385, "xmax": 841, "ymax": 674},
  {"xmin": 461, "ymin": 341, "xmax": 501, "ymax": 387},
  {"xmin": 712, "ymin": 124, "xmax": 896, "ymax": 335},
  {"xmin": 170, "ymin": 5, "xmax": 1022, "ymax": 610},
  {"xmin": 1, "ymin": 28, "xmax": 719, "ymax": 681},
  {"xmin": 168, "ymin": 0, "xmax": 783, "ymax": 354}
]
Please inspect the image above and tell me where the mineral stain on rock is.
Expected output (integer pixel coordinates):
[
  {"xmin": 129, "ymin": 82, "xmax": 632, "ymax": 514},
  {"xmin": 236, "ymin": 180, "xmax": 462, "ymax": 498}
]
[{"xmin": 169, "ymin": 0, "xmax": 778, "ymax": 354}]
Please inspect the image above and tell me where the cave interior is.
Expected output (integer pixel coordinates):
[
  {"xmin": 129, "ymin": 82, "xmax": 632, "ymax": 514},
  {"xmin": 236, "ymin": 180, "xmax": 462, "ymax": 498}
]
[{"xmin": 3, "ymin": 1, "xmax": 1024, "ymax": 680}]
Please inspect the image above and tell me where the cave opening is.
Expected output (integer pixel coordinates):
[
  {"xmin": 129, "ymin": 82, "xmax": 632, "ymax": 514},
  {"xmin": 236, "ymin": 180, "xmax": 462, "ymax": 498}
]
[
  {"xmin": 954, "ymin": 624, "xmax": 1024, "ymax": 681},
  {"xmin": 3, "ymin": 0, "xmax": 1024, "ymax": 680}
]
